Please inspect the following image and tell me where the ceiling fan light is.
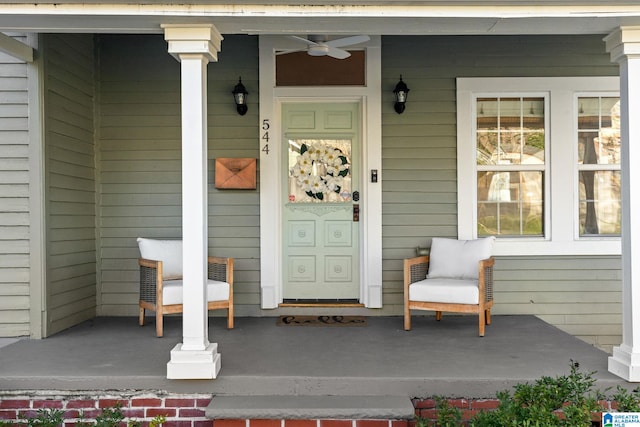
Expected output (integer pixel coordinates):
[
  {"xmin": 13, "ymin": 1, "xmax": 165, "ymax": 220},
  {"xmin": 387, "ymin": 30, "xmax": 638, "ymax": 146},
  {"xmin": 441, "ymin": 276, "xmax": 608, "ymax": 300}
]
[{"xmin": 308, "ymin": 45, "xmax": 329, "ymax": 56}]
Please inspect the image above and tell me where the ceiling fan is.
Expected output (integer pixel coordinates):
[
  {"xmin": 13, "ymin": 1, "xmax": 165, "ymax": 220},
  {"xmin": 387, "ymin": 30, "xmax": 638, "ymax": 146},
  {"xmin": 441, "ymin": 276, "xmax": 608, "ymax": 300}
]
[{"xmin": 277, "ymin": 34, "xmax": 370, "ymax": 59}]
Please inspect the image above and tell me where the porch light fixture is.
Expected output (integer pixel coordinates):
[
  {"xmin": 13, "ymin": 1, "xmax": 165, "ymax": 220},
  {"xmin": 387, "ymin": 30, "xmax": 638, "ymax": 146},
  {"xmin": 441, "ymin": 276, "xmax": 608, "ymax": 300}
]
[
  {"xmin": 232, "ymin": 77, "xmax": 248, "ymax": 116},
  {"xmin": 393, "ymin": 75, "xmax": 409, "ymax": 114}
]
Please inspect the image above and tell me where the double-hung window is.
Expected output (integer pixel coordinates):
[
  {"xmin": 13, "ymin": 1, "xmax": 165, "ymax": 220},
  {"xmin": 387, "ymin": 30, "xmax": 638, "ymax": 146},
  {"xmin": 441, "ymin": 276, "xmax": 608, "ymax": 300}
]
[
  {"xmin": 457, "ymin": 77, "xmax": 620, "ymax": 256},
  {"xmin": 577, "ymin": 96, "xmax": 621, "ymax": 237},
  {"xmin": 476, "ymin": 96, "xmax": 546, "ymax": 237}
]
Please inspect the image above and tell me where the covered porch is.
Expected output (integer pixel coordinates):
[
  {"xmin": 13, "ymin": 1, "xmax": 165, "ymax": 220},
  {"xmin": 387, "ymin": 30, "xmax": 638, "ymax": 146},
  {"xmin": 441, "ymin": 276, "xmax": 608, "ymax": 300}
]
[
  {"xmin": 3, "ymin": 1, "xmax": 640, "ymax": 391},
  {"xmin": 0, "ymin": 315, "xmax": 631, "ymax": 399}
]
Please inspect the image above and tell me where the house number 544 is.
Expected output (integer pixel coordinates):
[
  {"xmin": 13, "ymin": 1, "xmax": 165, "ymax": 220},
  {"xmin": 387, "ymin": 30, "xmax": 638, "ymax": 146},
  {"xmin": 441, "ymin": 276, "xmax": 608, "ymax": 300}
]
[{"xmin": 262, "ymin": 119, "xmax": 270, "ymax": 155}]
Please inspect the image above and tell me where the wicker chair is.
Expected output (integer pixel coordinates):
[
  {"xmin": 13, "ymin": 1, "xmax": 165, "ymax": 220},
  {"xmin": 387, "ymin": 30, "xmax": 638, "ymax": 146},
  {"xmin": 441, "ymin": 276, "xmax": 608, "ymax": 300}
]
[
  {"xmin": 403, "ymin": 237, "xmax": 495, "ymax": 337},
  {"xmin": 137, "ymin": 238, "xmax": 234, "ymax": 337}
]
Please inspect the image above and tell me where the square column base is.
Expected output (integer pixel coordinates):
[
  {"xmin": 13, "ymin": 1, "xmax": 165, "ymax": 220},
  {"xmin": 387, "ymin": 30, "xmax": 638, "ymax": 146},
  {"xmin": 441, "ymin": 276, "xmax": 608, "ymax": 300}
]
[
  {"xmin": 167, "ymin": 343, "xmax": 221, "ymax": 379},
  {"xmin": 608, "ymin": 344, "xmax": 640, "ymax": 382}
]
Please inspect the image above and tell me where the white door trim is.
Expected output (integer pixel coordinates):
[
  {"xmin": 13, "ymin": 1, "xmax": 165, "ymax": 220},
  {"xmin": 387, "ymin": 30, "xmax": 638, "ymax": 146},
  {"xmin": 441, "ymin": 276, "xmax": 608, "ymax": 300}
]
[{"xmin": 258, "ymin": 35, "xmax": 382, "ymax": 308}]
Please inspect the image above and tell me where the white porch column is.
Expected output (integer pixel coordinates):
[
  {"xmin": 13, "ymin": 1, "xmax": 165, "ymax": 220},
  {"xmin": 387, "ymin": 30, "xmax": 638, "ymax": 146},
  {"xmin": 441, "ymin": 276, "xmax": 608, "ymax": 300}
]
[
  {"xmin": 606, "ymin": 27, "xmax": 640, "ymax": 382},
  {"xmin": 162, "ymin": 24, "xmax": 224, "ymax": 379}
]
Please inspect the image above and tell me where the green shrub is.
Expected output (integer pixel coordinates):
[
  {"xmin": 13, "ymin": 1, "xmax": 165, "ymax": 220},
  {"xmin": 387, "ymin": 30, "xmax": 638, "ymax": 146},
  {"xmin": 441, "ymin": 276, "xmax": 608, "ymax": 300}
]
[
  {"xmin": 413, "ymin": 361, "xmax": 640, "ymax": 427},
  {"xmin": 416, "ymin": 397, "xmax": 463, "ymax": 427},
  {"xmin": 469, "ymin": 361, "xmax": 604, "ymax": 427},
  {"xmin": 610, "ymin": 386, "xmax": 640, "ymax": 413}
]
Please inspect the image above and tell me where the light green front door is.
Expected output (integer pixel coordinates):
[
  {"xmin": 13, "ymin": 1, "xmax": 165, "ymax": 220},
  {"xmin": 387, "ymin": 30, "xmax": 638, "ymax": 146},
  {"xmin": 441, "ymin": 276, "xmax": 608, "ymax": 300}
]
[{"xmin": 282, "ymin": 103, "xmax": 360, "ymax": 300}]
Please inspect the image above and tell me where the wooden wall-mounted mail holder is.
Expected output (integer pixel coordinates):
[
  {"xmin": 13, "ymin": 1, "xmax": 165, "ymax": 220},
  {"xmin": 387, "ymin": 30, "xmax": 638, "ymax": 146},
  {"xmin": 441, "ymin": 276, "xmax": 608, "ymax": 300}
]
[{"xmin": 214, "ymin": 158, "xmax": 257, "ymax": 189}]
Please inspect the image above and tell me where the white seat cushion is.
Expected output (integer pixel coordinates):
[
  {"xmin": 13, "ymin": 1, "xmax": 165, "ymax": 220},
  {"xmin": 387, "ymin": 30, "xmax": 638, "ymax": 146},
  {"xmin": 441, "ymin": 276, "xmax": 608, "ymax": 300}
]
[
  {"xmin": 137, "ymin": 238, "xmax": 183, "ymax": 280},
  {"xmin": 161, "ymin": 279, "xmax": 230, "ymax": 306},
  {"xmin": 409, "ymin": 278, "xmax": 479, "ymax": 305},
  {"xmin": 427, "ymin": 237, "xmax": 495, "ymax": 280}
]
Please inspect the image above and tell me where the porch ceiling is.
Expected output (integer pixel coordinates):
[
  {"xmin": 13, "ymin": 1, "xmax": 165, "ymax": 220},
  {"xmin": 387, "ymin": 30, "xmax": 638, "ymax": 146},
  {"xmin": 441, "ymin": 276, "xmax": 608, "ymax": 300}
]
[{"xmin": 1, "ymin": 2, "xmax": 640, "ymax": 35}]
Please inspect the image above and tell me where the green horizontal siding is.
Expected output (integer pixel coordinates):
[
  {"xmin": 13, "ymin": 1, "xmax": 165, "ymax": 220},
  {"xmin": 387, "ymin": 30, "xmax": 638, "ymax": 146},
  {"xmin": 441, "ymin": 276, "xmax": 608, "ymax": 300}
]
[
  {"xmin": 0, "ymin": 34, "xmax": 30, "ymax": 337},
  {"xmin": 97, "ymin": 34, "xmax": 260, "ymax": 318},
  {"xmin": 43, "ymin": 33, "xmax": 97, "ymax": 336},
  {"xmin": 381, "ymin": 34, "xmax": 621, "ymax": 351}
]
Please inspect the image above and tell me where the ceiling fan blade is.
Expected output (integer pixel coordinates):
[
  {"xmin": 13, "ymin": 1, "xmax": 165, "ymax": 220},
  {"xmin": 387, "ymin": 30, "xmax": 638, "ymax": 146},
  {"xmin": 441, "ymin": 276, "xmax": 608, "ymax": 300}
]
[
  {"xmin": 276, "ymin": 48, "xmax": 306, "ymax": 55},
  {"xmin": 325, "ymin": 35, "xmax": 370, "ymax": 48},
  {"xmin": 288, "ymin": 35, "xmax": 318, "ymax": 46},
  {"xmin": 326, "ymin": 47, "xmax": 351, "ymax": 59}
]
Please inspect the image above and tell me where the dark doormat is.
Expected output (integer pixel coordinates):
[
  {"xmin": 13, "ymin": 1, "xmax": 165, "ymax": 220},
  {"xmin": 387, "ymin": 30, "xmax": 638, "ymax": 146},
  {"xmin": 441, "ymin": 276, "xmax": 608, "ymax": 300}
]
[{"xmin": 276, "ymin": 315, "xmax": 367, "ymax": 327}]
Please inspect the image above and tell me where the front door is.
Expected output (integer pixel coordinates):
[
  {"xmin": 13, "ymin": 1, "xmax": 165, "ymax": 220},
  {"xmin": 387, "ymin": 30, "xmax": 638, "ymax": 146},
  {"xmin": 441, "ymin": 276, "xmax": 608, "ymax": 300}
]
[{"xmin": 282, "ymin": 102, "xmax": 360, "ymax": 300}]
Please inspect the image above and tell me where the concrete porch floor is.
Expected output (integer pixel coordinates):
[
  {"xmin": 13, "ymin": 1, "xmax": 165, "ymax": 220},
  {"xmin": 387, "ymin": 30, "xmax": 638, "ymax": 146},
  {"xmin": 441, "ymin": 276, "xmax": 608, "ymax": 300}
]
[{"xmin": 0, "ymin": 315, "xmax": 632, "ymax": 399}]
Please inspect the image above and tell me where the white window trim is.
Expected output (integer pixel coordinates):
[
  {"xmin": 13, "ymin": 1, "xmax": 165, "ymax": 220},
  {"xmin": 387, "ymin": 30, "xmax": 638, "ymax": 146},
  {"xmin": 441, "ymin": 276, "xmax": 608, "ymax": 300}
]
[{"xmin": 457, "ymin": 77, "xmax": 621, "ymax": 256}]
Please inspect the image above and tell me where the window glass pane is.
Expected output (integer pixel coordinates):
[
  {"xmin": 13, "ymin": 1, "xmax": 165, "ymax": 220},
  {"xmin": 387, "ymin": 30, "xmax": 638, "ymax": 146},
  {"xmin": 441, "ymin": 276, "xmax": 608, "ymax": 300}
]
[
  {"xmin": 577, "ymin": 97, "xmax": 620, "ymax": 166},
  {"xmin": 477, "ymin": 98, "xmax": 498, "ymax": 129},
  {"xmin": 499, "ymin": 98, "xmax": 521, "ymax": 130},
  {"xmin": 578, "ymin": 170, "xmax": 621, "ymax": 236},
  {"xmin": 476, "ymin": 97, "xmax": 545, "ymax": 166},
  {"xmin": 477, "ymin": 131, "xmax": 498, "ymax": 165},
  {"xmin": 523, "ymin": 97, "xmax": 545, "ymax": 130},
  {"xmin": 288, "ymin": 139, "xmax": 351, "ymax": 203},
  {"xmin": 524, "ymin": 132, "xmax": 545, "ymax": 163},
  {"xmin": 578, "ymin": 131, "xmax": 599, "ymax": 164},
  {"xmin": 500, "ymin": 131, "xmax": 522, "ymax": 163},
  {"xmin": 477, "ymin": 171, "xmax": 544, "ymax": 236}
]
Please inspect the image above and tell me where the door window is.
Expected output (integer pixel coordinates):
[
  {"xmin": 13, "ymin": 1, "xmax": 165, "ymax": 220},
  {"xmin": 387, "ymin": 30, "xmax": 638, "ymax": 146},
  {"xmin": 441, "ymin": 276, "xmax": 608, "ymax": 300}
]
[{"xmin": 287, "ymin": 138, "xmax": 352, "ymax": 203}]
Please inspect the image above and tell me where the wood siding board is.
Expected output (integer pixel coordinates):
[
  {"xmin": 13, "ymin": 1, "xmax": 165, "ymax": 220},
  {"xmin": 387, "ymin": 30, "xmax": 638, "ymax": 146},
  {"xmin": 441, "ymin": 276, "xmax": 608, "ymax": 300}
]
[
  {"xmin": 0, "ymin": 63, "xmax": 28, "ymax": 78},
  {"xmin": 0, "ymin": 78, "xmax": 27, "ymax": 92},
  {"xmin": 99, "ymin": 171, "xmax": 181, "ymax": 184},
  {"xmin": 48, "ymin": 119, "xmax": 94, "ymax": 142},
  {"xmin": 0, "ymin": 117, "xmax": 28, "ymax": 130},
  {"xmin": 0, "ymin": 225, "xmax": 28, "ymax": 239},
  {"xmin": 0, "ymin": 132, "xmax": 28, "ymax": 145},
  {"xmin": 0, "ymin": 212, "xmax": 29, "ymax": 226},
  {"xmin": 0, "ymin": 197, "xmax": 28, "ymax": 212},
  {"xmin": 0, "ymin": 104, "xmax": 27, "ymax": 117},
  {"xmin": 50, "ymin": 175, "xmax": 95, "ymax": 193},
  {"xmin": 0, "ymin": 145, "xmax": 29, "ymax": 158},
  {"xmin": 48, "ymin": 228, "xmax": 96, "ymax": 242},
  {"xmin": 0, "ymin": 170, "xmax": 28, "ymax": 183},
  {"xmin": 0, "ymin": 91, "xmax": 27, "ymax": 103}
]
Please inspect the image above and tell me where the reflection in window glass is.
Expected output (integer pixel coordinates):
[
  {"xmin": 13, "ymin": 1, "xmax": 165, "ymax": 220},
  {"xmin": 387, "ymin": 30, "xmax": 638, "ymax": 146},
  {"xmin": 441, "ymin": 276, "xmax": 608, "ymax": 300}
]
[
  {"xmin": 288, "ymin": 139, "xmax": 352, "ymax": 203},
  {"xmin": 577, "ymin": 97, "xmax": 621, "ymax": 236},
  {"xmin": 579, "ymin": 171, "xmax": 621, "ymax": 235},
  {"xmin": 477, "ymin": 97, "xmax": 545, "ymax": 165},
  {"xmin": 477, "ymin": 171, "xmax": 544, "ymax": 236},
  {"xmin": 476, "ymin": 96, "xmax": 546, "ymax": 237}
]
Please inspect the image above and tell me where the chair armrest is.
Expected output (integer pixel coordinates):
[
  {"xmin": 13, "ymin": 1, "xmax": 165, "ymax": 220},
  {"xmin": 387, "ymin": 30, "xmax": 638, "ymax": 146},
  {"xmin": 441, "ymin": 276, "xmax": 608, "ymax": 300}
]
[
  {"xmin": 139, "ymin": 258, "xmax": 160, "ymax": 270},
  {"xmin": 138, "ymin": 258, "xmax": 163, "ymax": 304},
  {"xmin": 208, "ymin": 256, "xmax": 234, "ymax": 286},
  {"xmin": 478, "ymin": 257, "xmax": 495, "ymax": 303},
  {"xmin": 403, "ymin": 256, "xmax": 430, "ymax": 290}
]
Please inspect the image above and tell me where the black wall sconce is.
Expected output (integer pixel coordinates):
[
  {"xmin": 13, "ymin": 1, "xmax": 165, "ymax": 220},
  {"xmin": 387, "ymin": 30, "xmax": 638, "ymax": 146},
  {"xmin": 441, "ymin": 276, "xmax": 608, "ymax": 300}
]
[
  {"xmin": 393, "ymin": 75, "xmax": 409, "ymax": 114},
  {"xmin": 232, "ymin": 77, "xmax": 248, "ymax": 116}
]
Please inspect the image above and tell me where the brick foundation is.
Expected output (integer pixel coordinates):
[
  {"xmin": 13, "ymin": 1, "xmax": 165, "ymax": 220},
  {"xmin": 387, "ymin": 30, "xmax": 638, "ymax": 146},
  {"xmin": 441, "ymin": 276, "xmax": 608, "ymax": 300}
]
[
  {"xmin": 0, "ymin": 392, "xmax": 211, "ymax": 427},
  {"xmin": 0, "ymin": 394, "xmax": 613, "ymax": 427}
]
